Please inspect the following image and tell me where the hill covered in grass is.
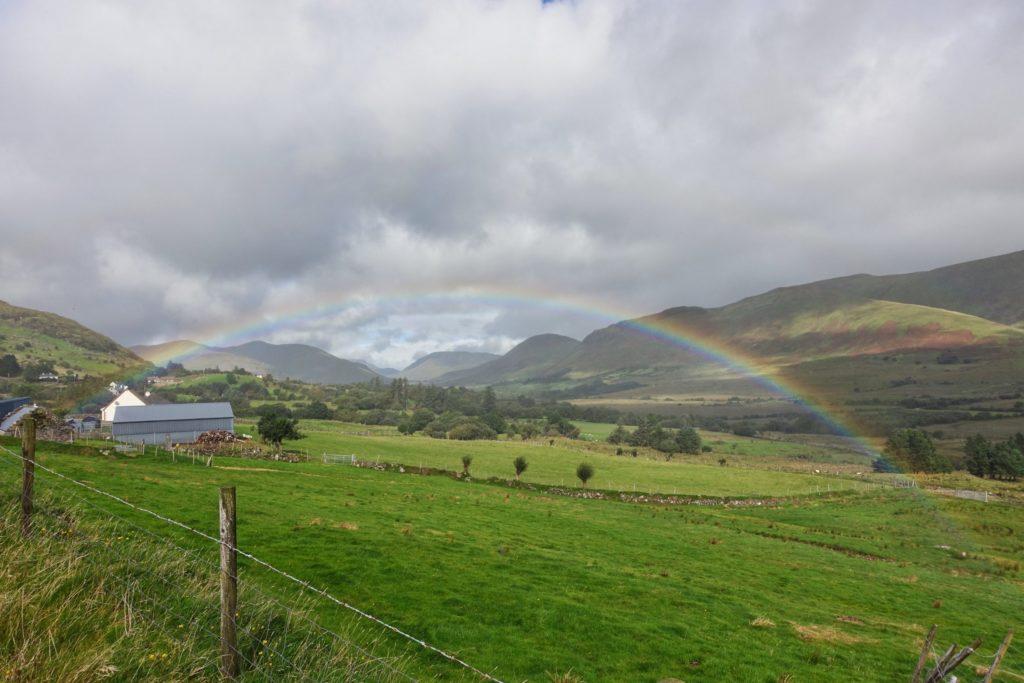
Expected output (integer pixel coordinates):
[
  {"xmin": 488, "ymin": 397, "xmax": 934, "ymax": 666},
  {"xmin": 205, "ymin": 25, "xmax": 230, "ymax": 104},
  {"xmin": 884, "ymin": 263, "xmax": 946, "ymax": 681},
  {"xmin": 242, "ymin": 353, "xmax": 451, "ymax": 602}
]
[
  {"xmin": 438, "ymin": 333, "xmax": 581, "ymax": 386},
  {"xmin": 133, "ymin": 339, "xmax": 380, "ymax": 385},
  {"xmin": 439, "ymin": 252, "xmax": 1024, "ymax": 400},
  {"xmin": 0, "ymin": 299, "xmax": 144, "ymax": 377},
  {"xmin": 796, "ymin": 249, "xmax": 1024, "ymax": 325},
  {"xmin": 398, "ymin": 350, "xmax": 500, "ymax": 382}
]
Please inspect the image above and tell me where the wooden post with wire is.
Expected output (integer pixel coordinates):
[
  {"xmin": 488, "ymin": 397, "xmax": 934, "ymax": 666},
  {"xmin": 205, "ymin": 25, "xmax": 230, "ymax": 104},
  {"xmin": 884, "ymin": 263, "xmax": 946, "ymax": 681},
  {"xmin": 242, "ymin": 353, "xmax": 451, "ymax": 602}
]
[
  {"xmin": 20, "ymin": 417, "xmax": 36, "ymax": 538},
  {"xmin": 982, "ymin": 629, "xmax": 1014, "ymax": 683},
  {"xmin": 911, "ymin": 624, "xmax": 938, "ymax": 683},
  {"xmin": 219, "ymin": 486, "xmax": 239, "ymax": 679}
]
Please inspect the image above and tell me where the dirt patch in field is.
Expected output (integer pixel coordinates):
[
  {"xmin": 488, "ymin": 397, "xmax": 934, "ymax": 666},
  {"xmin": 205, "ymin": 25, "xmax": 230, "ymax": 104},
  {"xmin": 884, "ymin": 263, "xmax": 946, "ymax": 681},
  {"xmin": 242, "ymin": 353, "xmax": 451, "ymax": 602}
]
[
  {"xmin": 334, "ymin": 521, "xmax": 359, "ymax": 531},
  {"xmin": 790, "ymin": 622, "xmax": 874, "ymax": 645}
]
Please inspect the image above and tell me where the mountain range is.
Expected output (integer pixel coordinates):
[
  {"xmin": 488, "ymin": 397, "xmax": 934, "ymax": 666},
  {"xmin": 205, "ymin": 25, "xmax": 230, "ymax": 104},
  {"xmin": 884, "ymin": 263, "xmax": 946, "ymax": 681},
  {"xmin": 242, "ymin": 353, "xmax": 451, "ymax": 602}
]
[
  {"xmin": 131, "ymin": 340, "xmax": 381, "ymax": 385},
  {"xmin": 4, "ymin": 251, "xmax": 1024, "ymax": 418},
  {"xmin": 433, "ymin": 250, "xmax": 1024, "ymax": 394}
]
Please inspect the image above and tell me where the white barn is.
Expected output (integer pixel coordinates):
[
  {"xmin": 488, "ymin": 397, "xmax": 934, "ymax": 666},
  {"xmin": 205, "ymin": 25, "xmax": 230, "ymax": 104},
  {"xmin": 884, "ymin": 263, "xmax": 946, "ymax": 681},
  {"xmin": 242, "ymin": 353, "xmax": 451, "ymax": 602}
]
[{"xmin": 101, "ymin": 389, "xmax": 146, "ymax": 424}]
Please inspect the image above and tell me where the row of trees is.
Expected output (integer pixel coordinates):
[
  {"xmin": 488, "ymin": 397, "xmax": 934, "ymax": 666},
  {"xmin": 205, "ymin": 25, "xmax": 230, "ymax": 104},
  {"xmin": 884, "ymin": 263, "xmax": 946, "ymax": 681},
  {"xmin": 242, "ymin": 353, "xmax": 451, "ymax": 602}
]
[
  {"xmin": 880, "ymin": 428, "xmax": 1024, "ymax": 480},
  {"xmin": 964, "ymin": 433, "xmax": 1024, "ymax": 480},
  {"xmin": 607, "ymin": 416, "xmax": 702, "ymax": 458},
  {"xmin": 882, "ymin": 429, "xmax": 953, "ymax": 473}
]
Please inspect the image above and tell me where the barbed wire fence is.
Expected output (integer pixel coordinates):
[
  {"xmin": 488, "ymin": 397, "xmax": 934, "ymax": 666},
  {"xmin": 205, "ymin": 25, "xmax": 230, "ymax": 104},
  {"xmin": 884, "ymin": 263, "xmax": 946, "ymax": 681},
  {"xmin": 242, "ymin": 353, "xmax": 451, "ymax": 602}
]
[{"xmin": 0, "ymin": 420, "xmax": 504, "ymax": 682}]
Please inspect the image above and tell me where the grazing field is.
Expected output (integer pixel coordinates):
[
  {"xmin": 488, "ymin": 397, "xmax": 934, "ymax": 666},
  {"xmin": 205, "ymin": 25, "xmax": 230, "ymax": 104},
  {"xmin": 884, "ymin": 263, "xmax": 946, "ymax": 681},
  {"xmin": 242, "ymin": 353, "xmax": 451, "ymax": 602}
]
[
  {"xmin": 241, "ymin": 421, "xmax": 867, "ymax": 497},
  {"xmin": 1, "ymin": 435, "xmax": 1022, "ymax": 682}
]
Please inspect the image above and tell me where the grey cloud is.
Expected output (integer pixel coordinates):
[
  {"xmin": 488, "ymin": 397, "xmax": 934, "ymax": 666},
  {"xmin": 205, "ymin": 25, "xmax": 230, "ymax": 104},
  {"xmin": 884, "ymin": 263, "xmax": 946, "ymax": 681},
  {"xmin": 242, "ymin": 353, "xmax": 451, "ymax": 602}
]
[{"xmin": 1, "ymin": 1, "xmax": 1022, "ymax": 367}]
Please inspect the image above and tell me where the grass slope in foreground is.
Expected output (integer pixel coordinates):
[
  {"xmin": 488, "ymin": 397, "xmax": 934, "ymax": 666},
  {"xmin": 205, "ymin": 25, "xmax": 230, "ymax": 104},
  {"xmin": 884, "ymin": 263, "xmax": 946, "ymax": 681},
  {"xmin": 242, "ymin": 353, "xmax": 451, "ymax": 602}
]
[
  {"xmin": 1, "ymin": 439, "xmax": 1021, "ymax": 682},
  {"xmin": 0, "ymin": 489, "xmax": 415, "ymax": 682}
]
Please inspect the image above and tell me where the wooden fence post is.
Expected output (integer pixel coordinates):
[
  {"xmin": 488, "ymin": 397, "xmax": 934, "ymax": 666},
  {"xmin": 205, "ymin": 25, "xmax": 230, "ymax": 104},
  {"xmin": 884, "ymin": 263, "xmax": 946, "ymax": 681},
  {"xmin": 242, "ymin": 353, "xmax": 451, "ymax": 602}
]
[
  {"xmin": 982, "ymin": 630, "xmax": 1014, "ymax": 683},
  {"xmin": 21, "ymin": 417, "xmax": 36, "ymax": 538},
  {"xmin": 911, "ymin": 624, "xmax": 938, "ymax": 683},
  {"xmin": 219, "ymin": 486, "xmax": 239, "ymax": 679}
]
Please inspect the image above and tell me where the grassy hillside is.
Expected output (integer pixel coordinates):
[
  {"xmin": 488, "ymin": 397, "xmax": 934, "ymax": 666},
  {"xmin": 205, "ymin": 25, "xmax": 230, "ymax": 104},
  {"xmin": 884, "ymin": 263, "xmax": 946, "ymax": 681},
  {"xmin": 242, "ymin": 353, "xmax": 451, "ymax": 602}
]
[
  {"xmin": 3, "ymin": 436, "xmax": 1021, "ymax": 681},
  {"xmin": 0, "ymin": 299, "xmax": 144, "ymax": 377},
  {"xmin": 229, "ymin": 341, "xmax": 378, "ymax": 385},
  {"xmin": 399, "ymin": 351, "xmax": 500, "ymax": 382},
  {"xmin": 439, "ymin": 333, "xmax": 582, "ymax": 386},
  {"xmin": 133, "ymin": 340, "xmax": 273, "ymax": 375},
  {"xmin": 133, "ymin": 340, "xmax": 379, "ymax": 385},
  {"xmin": 808, "ymin": 249, "xmax": 1024, "ymax": 325}
]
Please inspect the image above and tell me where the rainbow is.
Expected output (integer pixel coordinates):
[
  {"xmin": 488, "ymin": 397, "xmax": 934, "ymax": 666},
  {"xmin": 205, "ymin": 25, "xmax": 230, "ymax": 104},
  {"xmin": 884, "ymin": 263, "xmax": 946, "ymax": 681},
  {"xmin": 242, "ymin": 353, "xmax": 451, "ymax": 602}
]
[{"xmin": 124, "ymin": 287, "xmax": 881, "ymax": 457}]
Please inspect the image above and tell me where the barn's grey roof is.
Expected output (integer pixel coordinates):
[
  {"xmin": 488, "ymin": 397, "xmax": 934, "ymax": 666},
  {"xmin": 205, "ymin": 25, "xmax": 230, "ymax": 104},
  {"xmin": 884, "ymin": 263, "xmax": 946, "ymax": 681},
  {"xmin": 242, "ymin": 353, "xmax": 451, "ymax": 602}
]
[{"xmin": 112, "ymin": 402, "xmax": 234, "ymax": 423}]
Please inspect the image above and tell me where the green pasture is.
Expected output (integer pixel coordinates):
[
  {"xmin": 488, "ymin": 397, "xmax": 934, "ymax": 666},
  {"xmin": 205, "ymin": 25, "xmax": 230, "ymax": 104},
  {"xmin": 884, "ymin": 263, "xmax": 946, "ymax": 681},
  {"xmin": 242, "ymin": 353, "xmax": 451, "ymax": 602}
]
[
  {"xmin": 244, "ymin": 420, "xmax": 864, "ymax": 497},
  {"xmin": 0, "ymin": 440, "xmax": 1021, "ymax": 681}
]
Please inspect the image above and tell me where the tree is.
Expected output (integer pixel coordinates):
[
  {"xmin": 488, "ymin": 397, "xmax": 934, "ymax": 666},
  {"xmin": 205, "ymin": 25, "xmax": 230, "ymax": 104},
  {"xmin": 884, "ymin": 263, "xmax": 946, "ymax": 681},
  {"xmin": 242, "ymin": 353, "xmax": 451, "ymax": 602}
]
[
  {"xmin": 675, "ymin": 427, "xmax": 702, "ymax": 455},
  {"xmin": 544, "ymin": 416, "xmax": 580, "ymax": 439},
  {"xmin": 513, "ymin": 456, "xmax": 528, "ymax": 481},
  {"xmin": 654, "ymin": 434, "xmax": 678, "ymax": 460},
  {"xmin": 298, "ymin": 401, "xmax": 332, "ymax": 420},
  {"xmin": 482, "ymin": 386, "xmax": 497, "ymax": 414},
  {"xmin": 257, "ymin": 414, "xmax": 302, "ymax": 450},
  {"xmin": 964, "ymin": 434, "xmax": 992, "ymax": 477},
  {"xmin": 0, "ymin": 354, "xmax": 21, "ymax": 378},
  {"xmin": 398, "ymin": 408, "xmax": 435, "ymax": 435},
  {"xmin": 576, "ymin": 462, "xmax": 594, "ymax": 488},
  {"xmin": 884, "ymin": 428, "xmax": 950, "ymax": 473},
  {"xmin": 448, "ymin": 420, "xmax": 497, "ymax": 441},
  {"xmin": 461, "ymin": 455, "xmax": 473, "ymax": 476},
  {"xmin": 480, "ymin": 411, "xmax": 507, "ymax": 434},
  {"xmin": 607, "ymin": 424, "xmax": 629, "ymax": 445},
  {"xmin": 629, "ymin": 415, "xmax": 664, "ymax": 448},
  {"xmin": 989, "ymin": 442, "xmax": 1024, "ymax": 481},
  {"xmin": 511, "ymin": 421, "xmax": 540, "ymax": 440}
]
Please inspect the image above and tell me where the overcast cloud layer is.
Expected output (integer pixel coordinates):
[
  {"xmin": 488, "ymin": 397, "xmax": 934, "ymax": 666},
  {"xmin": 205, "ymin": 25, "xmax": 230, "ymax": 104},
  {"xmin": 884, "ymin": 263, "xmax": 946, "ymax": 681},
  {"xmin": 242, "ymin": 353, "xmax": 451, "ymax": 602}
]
[{"xmin": 1, "ymin": 0, "xmax": 1022, "ymax": 369}]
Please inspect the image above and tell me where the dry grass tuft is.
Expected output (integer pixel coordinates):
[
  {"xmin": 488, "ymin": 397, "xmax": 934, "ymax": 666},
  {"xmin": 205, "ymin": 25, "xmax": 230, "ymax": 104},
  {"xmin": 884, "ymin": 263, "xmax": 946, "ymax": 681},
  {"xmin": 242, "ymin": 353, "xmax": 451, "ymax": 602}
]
[
  {"xmin": 790, "ymin": 622, "xmax": 874, "ymax": 645},
  {"xmin": 750, "ymin": 616, "xmax": 776, "ymax": 628},
  {"xmin": 548, "ymin": 670, "xmax": 587, "ymax": 683},
  {"xmin": 334, "ymin": 521, "xmax": 359, "ymax": 531},
  {"xmin": 835, "ymin": 615, "xmax": 863, "ymax": 625}
]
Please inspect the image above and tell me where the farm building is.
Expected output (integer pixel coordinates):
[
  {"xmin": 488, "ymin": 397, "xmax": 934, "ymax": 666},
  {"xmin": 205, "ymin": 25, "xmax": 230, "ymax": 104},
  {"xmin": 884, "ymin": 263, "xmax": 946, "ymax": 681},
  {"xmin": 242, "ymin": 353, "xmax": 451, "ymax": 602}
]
[
  {"xmin": 101, "ymin": 389, "xmax": 146, "ymax": 424},
  {"xmin": 0, "ymin": 397, "xmax": 31, "ymax": 420},
  {"xmin": 111, "ymin": 402, "xmax": 235, "ymax": 445},
  {"xmin": 0, "ymin": 397, "xmax": 34, "ymax": 435}
]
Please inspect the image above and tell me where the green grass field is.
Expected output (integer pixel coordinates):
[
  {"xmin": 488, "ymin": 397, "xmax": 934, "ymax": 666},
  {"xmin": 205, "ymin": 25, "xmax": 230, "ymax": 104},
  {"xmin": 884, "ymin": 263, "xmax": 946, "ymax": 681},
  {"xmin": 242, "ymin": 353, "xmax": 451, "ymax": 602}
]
[
  {"xmin": 1, "ymin": 433, "xmax": 1021, "ymax": 682},
  {"xmin": 246, "ymin": 420, "xmax": 867, "ymax": 497}
]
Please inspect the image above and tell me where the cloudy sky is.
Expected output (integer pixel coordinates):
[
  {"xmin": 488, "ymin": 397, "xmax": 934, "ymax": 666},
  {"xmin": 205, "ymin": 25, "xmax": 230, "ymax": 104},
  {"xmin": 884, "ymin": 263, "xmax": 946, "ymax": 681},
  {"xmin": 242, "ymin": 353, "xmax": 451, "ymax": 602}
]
[{"xmin": 1, "ymin": 0, "xmax": 1022, "ymax": 369}]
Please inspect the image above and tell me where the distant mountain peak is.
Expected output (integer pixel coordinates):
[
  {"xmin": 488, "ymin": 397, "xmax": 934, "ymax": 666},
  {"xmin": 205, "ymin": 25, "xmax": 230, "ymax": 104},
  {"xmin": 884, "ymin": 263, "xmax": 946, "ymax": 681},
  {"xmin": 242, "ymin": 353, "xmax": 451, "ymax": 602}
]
[{"xmin": 133, "ymin": 338, "xmax": 379, "ymax": 385}]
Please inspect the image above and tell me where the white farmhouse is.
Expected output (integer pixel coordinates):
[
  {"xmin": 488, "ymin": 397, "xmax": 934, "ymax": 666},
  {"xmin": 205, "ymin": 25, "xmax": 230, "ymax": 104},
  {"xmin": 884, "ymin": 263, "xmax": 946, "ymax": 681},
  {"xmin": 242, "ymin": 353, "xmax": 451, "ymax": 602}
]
[{"xmin": 101, "ymin": 389, "xmax": 146, "ymax": 424}]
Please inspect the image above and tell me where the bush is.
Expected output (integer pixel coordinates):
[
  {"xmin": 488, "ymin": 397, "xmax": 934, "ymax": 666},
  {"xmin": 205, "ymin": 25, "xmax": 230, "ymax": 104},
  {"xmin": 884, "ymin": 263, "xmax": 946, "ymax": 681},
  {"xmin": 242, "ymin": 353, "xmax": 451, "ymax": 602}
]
[
  {"xmin": 448, "ymin": 421, "xmax": 497, "ymax": 441},
  {"xmin": 513, "ymin": 456, "xmax": 528, "ymax": 481},
  {"xmin": 576, "ymin": 463, "xmax": 594, "ymax": 488}
]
